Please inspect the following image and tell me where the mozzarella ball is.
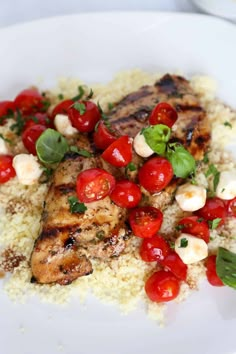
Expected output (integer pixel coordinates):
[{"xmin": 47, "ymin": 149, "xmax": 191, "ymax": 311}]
[
  {"xmin": 175, "ymin": 183, "xmax": 206, "ymax": 211},
  {"xmin": 13, "ymin": 154, "xmax": 43, "ymax": 185},
  {"xmin": 175, "ymin": 233, "xmax": 208, "ymax": 264}
]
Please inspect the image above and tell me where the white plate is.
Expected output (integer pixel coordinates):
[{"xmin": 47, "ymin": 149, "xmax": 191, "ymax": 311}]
[{"xmin": 0, "ymin": 12, "xmax": 236, "ymax": 354}]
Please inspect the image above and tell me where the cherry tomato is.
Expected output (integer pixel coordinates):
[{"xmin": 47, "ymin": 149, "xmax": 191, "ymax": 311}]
[
  {"xmin": 0, "ymin": 101, "xmax": 16, "ymax": 124},
  {"xmin": 206, "ymin": 255, "xmax": 224, "ymax": 287},
  {"xmin": 93, "ymin": 121, "xmax": 117, "ymax": 150},
  {"xmin": 110, "ymin": 180, "xmax": 141, "ymax": 209},
  {"xmin": 23, "ymin": 113, "xmax": 53, "ymax": 131},
  {"xmin": 145, "ymin": 270, "xmax": 180, "ymax": 302},
  {"xmin": 68, "ymin": 101, "xmax": 100, "ymax": 133},
  {"xmin": 22, "ymin": 124, "xmax": 46, "ymax": 155},
  {"xmin": 101, "ymin": 136, "xmax": 132, "ymax": 167},
  {"xmin": 196, "ymin": 197, "xmax": 227, "ymax": 227},
  {"xmin": 138, "ymin": 157, "xmax": 173, "ymax": 193},
  {"xmin": 161, "ymin": 251, "xmax": 188, "ymax": 281},
  {"xmin": 149, "ymin": 102, "xmax": 178, "ymax": 128},
  {"xmin": 14, "ymin": 88, "xmax": 45, "ymax": 114},
  {"xmin": 129, "ymin": 206, "xmax": 163, "ymax": 238},
  {"xmin": 0, "ymin": 155, "xmax": 16, "ymax": 183},
  {"xmin": 76, "ymin": 168, "xmax": 116, "ymax": 203},
  {"xmin": 140, "ymin": 234, "xmax": 170, "ymax": 262},
  {"xmin": 177, "ymin": 216, "xmax": 210, "ymax": 243},
  {"xmin": 51, "ymin": 99, "xmax": 74, "ymax": 119},
  {"xmin": 226, "ymin": 197, "xmax": 236, "ymax": 217}
]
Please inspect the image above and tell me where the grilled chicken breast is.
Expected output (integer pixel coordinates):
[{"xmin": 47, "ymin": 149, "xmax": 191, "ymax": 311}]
[{"xmin": 31, "ymin": 74, "xmax": 211, "ymax": 285}]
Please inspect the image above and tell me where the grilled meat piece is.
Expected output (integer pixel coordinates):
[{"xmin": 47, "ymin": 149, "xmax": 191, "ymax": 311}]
[
  {"xmin": 31, "ymin": 153, "xmax": 127, "ymax": 285},
  {"xmin": 109, "ymin": 74, "xmax": 210, "ymax": 160}
]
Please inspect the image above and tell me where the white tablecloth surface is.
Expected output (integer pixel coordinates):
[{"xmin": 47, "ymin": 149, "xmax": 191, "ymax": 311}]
[{"xmin": 0, "ymin": 0, "xmax": 200, "ymax": 27}]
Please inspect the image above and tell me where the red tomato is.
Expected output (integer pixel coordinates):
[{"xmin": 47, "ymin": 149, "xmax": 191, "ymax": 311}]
[
  {"xmin": 0, "ymin": 101, "xmax": 16, "ymax": 124},
  {"xmin": 161, "ymin": 251, "xmax": 188, "ymax": 281},
  {"xmin": 138, "ymin": 157, "xmax": 173, "ymax": 193},
  {"xmin": 145, "ymin": 270, "xmax": 180, "ymax": 302},
  {"xmin": 226, "ymin": 197, "xmax": 236, "ymax": 217},
  {"xmin": 93, "ymin": 121, "xmax": 117, "ymax": 150},
  {"xmin": 101, "ymin": 136, "xmax": 132, "ymax": 167},
  {"xmin": 51, "ymin": 99, "xmax": 74, "ymax": 119},
  {"xmin": 76, "ymin": 168, "xmax": 116, "ymax": 203},
  {"xmin": 14, "ymin": 88, "xmax": 45, "ymax": 114},
  {"xmin": 23, "ymin": 113, "xmax": 53, "ymax": 131},
  {"xmin": 22, "ymin": 124, "xmax": 46, "ymax": 155},
  {"xmin": 206, "ymin": 255, "xmax": 224, "ymax": 287},
  {"xmin": 110, "ymin": 180, "xmax": 141, "ymax": 208},
  {"xmin": 177, "ymin": 216, "xmax": 210, "ymax": 243},
  {"xmin": 68, "ymin": 101, "xmax": 100, "ymax": 133},
  {"xmin": 129, "ymin": 206, "xmax": 163, "ymax": 238},
  {"xmin": 149, "ymin": 102, "xmax": 178, "ymax": 128},
  {"xmin": 140, "ymin": 234, "xmax": 170, "ymax": 262},
  {"xmin": 0, "ymin": 155, "xmax": 16, "ymax": 183},
  {"xmin": 196, "ymin": 197, "xmax": 227, "ymax": 226}
]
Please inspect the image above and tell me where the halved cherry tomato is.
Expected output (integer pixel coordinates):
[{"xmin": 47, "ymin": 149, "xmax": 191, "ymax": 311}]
[
  {"xmin": 0, "ymin": 155, "xmax": 16, "ymax": 183},
  {"xmin": 149, "ymin": 102, "xmax": 178, "ymax": 128},
  {"xmin": 206, "ymin": 255, "xmax": 224, "ymax": 287},
  {"xmin": 93, "ymin": 121, "xmax": 117, "ymax": 150},
  {"xmin": 129, "ymin": 206, "xmax": 163, "ymax": 238},
  {"xmin": 196, "ymin": 197, "xmax": 227, "ymax": 227},
  {"xmin": 14, "ymin": 88, "xmax": 45, "ymax": 114},
  {"xmin": 51, "ymin": 99, "xmax": 74, "ymax": 119},
  {"xmin": 138, "ymin": 157, "xmax": 173, "ymax": 193},
  {"xmin": 226, "ymin": 197, "xmax": 236, "ymax": 217},
  {"xmin": 177, "ymin": 216, "xmax": 210, "ymax": 243},
  {"xmin": 161, "ymin": 251, "xmax": 188, "ymax": 281},
  {"xmin": 110, "ymin": 180, "xmax": 141, "ymax": 209},
  {"xmin": 68, "ymin": 101, "xmax": 100, "ymax": 133},
  {"xmin": 22, "ymin": 124, "xmax": 46, "ymax": 155},
  {"xmin": 76, "ymin": 168, "xmax": 116, "ymax": 203},
  {"xmin": 139, "ymin": 234, "xmax": 170, "ymax": 262},
  {"xmin": 23, "ymin": 113, "xmax": 53, "ymax": 131},
  {"xmin": 145, "ymin": 270, "xmax": 180, "ymax": 302},
  {"xmin": 101, "ymin": 135, "xmax": 132, "ymax": 167},
  {"xmin": 0, "ymin": 101, "xmax": 16, "ymax": 124}
]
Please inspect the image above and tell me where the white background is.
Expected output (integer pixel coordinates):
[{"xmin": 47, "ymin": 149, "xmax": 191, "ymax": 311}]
[{"xmin": 0, "ymin": 0, "xmax": 200, "ymax": 27}]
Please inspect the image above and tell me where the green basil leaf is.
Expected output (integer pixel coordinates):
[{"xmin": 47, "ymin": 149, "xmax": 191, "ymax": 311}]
[
  {"xmin": 36, "ymin": 128, "xmax": 69, "ymax": 164},
  {"xmin": 70, "ymin": 145, "xmax": 93, "ymax": 157},
  {"xmin": 208, "ymin": 218, "xmax": 222, "ymax": 230},
  {"xmin": 68, "ymin": 196, "xmax": 87, "ymax": 214},
  {"xmin": 143, "ymin": 124, "xmax": 171, "ymax": 155},
  {"xmin": 216, "ymin": 247, "xmax": 236, "ymax": 289},
  {"xmin": 166, "ymin": 144, "xmax": 196, "ymax": 178}
]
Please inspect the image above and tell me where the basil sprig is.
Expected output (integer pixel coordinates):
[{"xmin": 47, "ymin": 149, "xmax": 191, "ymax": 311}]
[
  {"xmin": 216, "ymin": 247, "xmax": 236, "ymax": 289},
  {"xmin": 36, "ymin": 129, "xmax": 69, "ymax": 164},
  {"xmin": 143, "ymin": 124, "xmax": 171, "ymax": 156}
]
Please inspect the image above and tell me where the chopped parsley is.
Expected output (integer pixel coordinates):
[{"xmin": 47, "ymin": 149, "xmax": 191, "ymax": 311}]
[
  {"xmin": 175, "ymin": 224, "xmax": 185, "ymax": 231},
  {"xmin": 126, "ymin": 162, "xmax": 137, "ymax": 172},
  {"xmin": 208, "ymin": 218, "xmax": 222, "ymax": 230},
  {"xmin": 68, "ymin": 196, "xmax": 87, "ymax": 214},
  {"xmin": 97, "ymin": 102, "xmax": 112, "ymax": 129},
  {"xmin": 108, "ymin": 102, "xmax": 114, "ymax": 111},
  {"xmin": 58, "ymin": 93, "xmax": 64, "ymax": 100},
  {"xmin": 72, "ymin": 85, "xmax": 85, "ymax": 102},
  {"xmin": 0, "ymin": 133, "xmax": 12, "ymax": 145},
  {"xmin": 73, "ymin": 102, "xmax": 86, "ymax": 115},
  {"xmin": 86, "ymin": 88, "xmax": 94, "ymax": 99},
  {"xmin": 10, "ymin": 110, "xmax": 25, "ymax": 135},
  {"xmin": 205, "ymin": 164, "xmax": 220, "ymax": 192},
  {"xmin": 179, "ymin": 238, "xmax": 188, "ymax": 248},
  {"xmin": 224, "ymin": 121, "xmax": 232, "ymax": 129},
  {"xmin": 70, "ymin": 145, "xmax": 92, "ymax": 157}
]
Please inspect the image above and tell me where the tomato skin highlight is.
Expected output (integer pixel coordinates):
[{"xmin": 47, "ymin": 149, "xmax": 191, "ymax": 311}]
[
  {"xmin": 140, "ymin": 234, "xmax": 170, "ymax": 262},
  {"xmin": 68, "ymin": 101, "xmax": 100, "ymax": 133},
  {"xmin": 226, "ymin": 197, "xmax": 236, "ymax": 217},
  {"xmin": 93, "ymin": 121, "xmax": 117, "ymax": 150},
  {"xmin": 0, "ymin": 155, "xmax": 16, "ymax": 183},
  {"xmin": 161, "ymin": 251, "xmax": 188, "ymax": 281},
  {"xmin": 138, "ymin": 157, "xmax": 173, "ymax": 193},
  {"xmin": 129, "ymin": 206, "xmax": 163, "ymax": 238},
  {"xmin": 145, "ymin": 270, "xmax": 180, "ymax": 302},
  {"xmin": 206, "ymin": 255, "xmax": 224, "ymax": 287},
  {"xmin": 0, "ymin": 101, "xmax": 16, "ymax": 124},
  {"xmin": 14, "ymin": 89, "xmax": 45, "ymax": 114},
  {"xmin": 22, "ymin": 124, "xmax": 46, "ymax": 155},
  {"xmin": 110, "ymin": 180, "xmax": 141, "ymax": 209},
  {"xmin": 196, "ymin": 197, "xmax": 227, "ymax": 226},
  {"xmin": 149, "ymin": 102, "xmax": 178, "ymax": 128},
  {"xmin": 101, "ymin": 136, "xmax": 132, "ymax": 167},
  {"xmin": 177, "ymin": 216, "xmax": 210, "ymax": 243},
  {"xmin": 51, "ymin": 99, "xmax": 74, "ymax": 119},
  {"xmin": 76, "ymin": 168, "xmax": 116, "ymax": 203}
]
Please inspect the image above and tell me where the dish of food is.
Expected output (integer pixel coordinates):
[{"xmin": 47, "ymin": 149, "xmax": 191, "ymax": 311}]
[{"xmin": 0, "ymin": 12, "xmax": 236, "ymax": 354}]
